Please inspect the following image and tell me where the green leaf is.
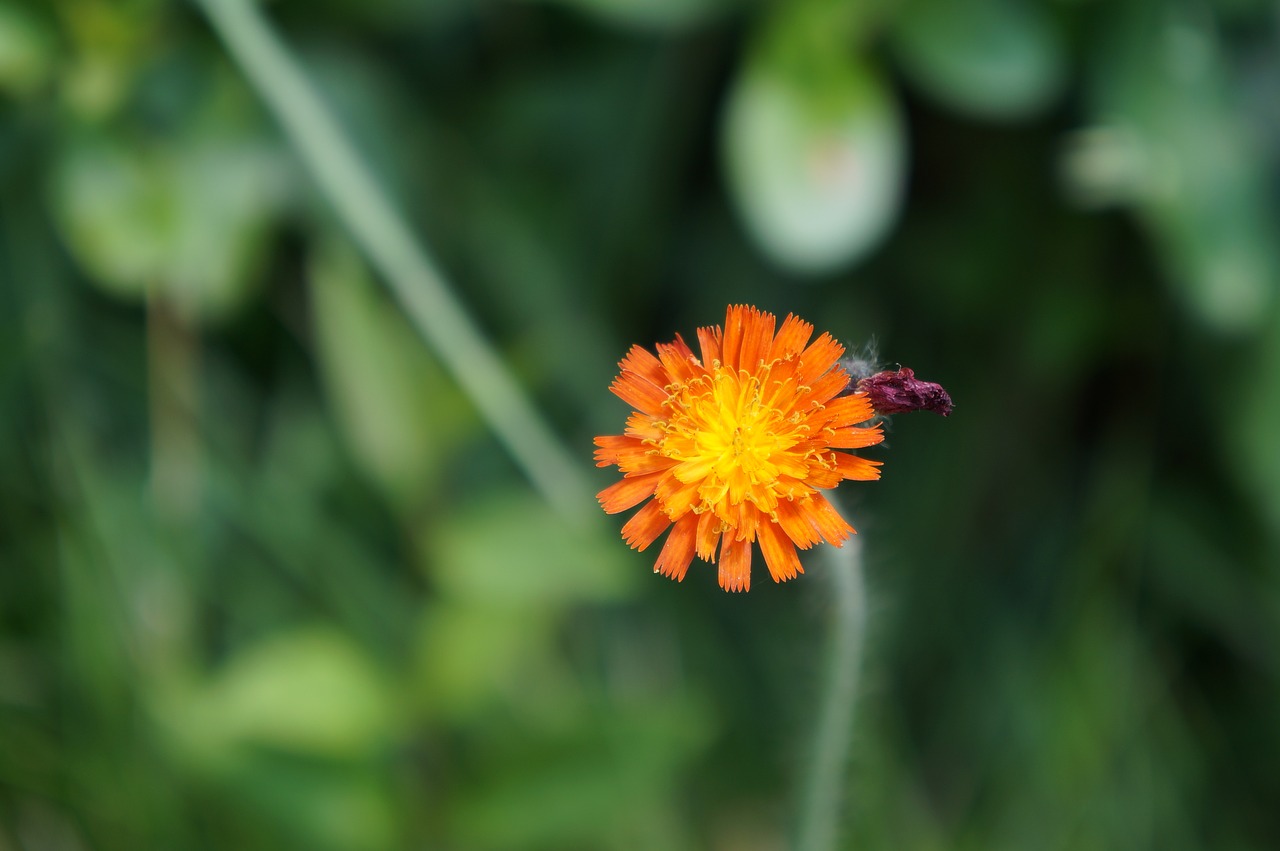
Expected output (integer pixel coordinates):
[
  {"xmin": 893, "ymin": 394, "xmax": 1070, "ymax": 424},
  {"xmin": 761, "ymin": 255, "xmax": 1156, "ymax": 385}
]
[
  {"xmin": 310, "ymin": 237, "xmax": 473, "ymax": 509},
  {"xmin": 51, "ymin": 134, "xmax": 169, "ymax": 301},
  {"xmin": 722, "ymin": 22, "xmax": 904, "ymax": 274},
  {"xmin": 427, "ymin": 493, "xmax": 638, "ymax": 606},
  {"xmin": 519, "ymin": 0, "xmax": 733, "ymax": 31},
  {"xmin": 166, "ymin": 627, "xmax": 399, "ymax": 762},
  {"xmin": 413, "ymin": 603, "xmax": 558, "ymax": 719},
  {"xmin": 50, "ymin": 129, "xmax": 285, "ymax": 320},
  {"xmin": 0, "ymin": 2, "xmax": 54, "ymax": 96},
  {"xmin": 892, "ymin": 0, "xmax": 1066, "ymax": 120},
  {"xmin": 449, "ymin": 697, "xmax": 711, "ymax": 850},
  {"xmin": 1083, "ymin": 5, "xmax": 1279, "ymax": 331}
]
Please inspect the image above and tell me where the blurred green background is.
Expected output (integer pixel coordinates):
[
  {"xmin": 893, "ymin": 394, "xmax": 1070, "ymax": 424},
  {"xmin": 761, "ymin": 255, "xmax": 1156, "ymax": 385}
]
[{"xmin": 3, "ymin": 0, "xmax": 1280, "ymax": 849}]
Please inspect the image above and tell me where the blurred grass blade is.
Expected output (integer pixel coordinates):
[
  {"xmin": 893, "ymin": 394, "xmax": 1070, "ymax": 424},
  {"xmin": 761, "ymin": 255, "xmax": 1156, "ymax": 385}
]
[
  {"xmin": 310, "ymin": 237, "xmax": 474, "ymax": 511},
  {"xmin": 193, "ymin": 0, "xmax": 591, "ymax": 522}
]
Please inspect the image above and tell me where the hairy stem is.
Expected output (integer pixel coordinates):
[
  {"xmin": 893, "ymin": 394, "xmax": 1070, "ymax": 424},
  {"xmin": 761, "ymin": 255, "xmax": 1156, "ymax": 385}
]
[
  {"xmin": 194, "ymin": 0, "xmax": 590, "ymax": 523},
  {"xmin": 796, "ymin": 538, "xmax": 867, "ymax": 851}
]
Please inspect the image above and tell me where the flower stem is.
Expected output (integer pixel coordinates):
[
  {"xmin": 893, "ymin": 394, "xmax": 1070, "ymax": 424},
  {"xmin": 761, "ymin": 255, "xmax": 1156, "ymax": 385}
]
[
  {"xmin": 193, "ymin": 0, "xmax": 591, "ymax": 523},
  {"xmin": 796, "ymin": 538, "xmax": 867, "ymax": 851},
  {"xmin": 146, "ymin": 293, "xmax": 201, "ymax": 523}
]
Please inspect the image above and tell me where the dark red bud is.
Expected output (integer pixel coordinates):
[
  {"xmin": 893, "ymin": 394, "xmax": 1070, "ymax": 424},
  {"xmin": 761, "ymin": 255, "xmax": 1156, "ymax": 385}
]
[{"xmin": 857, "ymin": 367, "xmax": 953, "ymax": 417}]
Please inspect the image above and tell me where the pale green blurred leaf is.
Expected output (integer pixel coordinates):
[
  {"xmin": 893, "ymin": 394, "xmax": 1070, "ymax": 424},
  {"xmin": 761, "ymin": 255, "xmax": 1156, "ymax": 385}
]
[
  {"xmin": 51, "ymin": 130, "xmax": 285, "ymax": 319},
  {"xmin": 520, "ymin": 0, "xmax": 732, "ymax": 31},
  {"xmin": 57, "ymin": 0, "xmax": 167, "ymax": 117},
  {"xmin": 1086, "ymin": 6, "xmax": 1279, "ymax": 331},
  {"xmin": 450, "ymin": 698, "xmax": 711, "ymax": 850},
  {"xmin": 0, "ymin": 2, "xmax": 54, "ymax": 96},
  {"xmin": 310, "ymin": 238, "xmax": 472, "ymax": 509},
  {"xmin": 414, "ymin": 603, "xmax": 558, "ymax": 719},
  {"xmin": 216, "ymin": 628, "xmax": 396, "ymax": 757},
  {"xmin": 428, "ymin": 493, "xmax": 637, "ymax": 605},
  {"xmin": 51, "ymin": 134, "xmax": 169, "ymax": 301},
  {"xmin": 722, "ymin": 28, "xmax": 904, "ymax": 274},
  {"xmin": 155, "ymin": 689, "xmax": 402, "ymax": 851},
  {"xmin": 892, "ymin": 0, "xmax": 1066, "ymax": 120},
  {"xmin": 163, "ymin": 627, "xmax": 398, "ymax": 762}
]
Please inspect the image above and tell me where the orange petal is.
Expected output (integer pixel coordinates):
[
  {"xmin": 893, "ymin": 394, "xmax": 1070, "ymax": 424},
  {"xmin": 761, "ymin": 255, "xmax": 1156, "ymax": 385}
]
[
  {"xmin": 610, "ymin": 371, "xmax": 669, "ymax": 416},
  {"xmin": 758, "ymin": 518, "xmax": 803, "ymax": 583},
  {"xmin": 655, "ymin": 473, "xmax": 702, "ymax": 519},
  {"xmin": 619, "ymin": 344, "xmax": 668, "ymax": 388},
  {"xmin": 774, "ymin": 498, "xmax": 822, "ymax": 549},
  {"xmin": 695, "ymin": 510, "xmax": 720, "ymax": 561},
  {"xmin": 803, "ymin": 367, "xmax": 852, "ymax": 407},
  {"xmin": 797, "ymin": 333, "xmax": 845, "ymax": 386},
  {"xmin": 671, "ymin": 456, "xmax": 717, "ymax": 484},
  {"xmin": 720, "ymin": 305, "xmax": 752, "ymax": 372},
  {"xmin": 761, "ymin": 359, "xmax": 799, "ymax": 407},
  {"xmin": 826, "ymin": 424, "xmax": 884, "ymax": 449},
  {"xmin": 624, "ymin": 412, "xmax": 665, "ymax": 442},
  {"xmin": 720, "ymin": 500, "xmax": 761, "ymax": 542},
  {"xmin": 594, "ymin": 434, "xmax": 636, "ymax": 450},
  {"xmin": 654, "ymin": 514, "xmax": 697, "ymax": 581},
  {"xmin": 597, "ymin": 471, "xmax": 664, "ymax": 514},
  {"xmin": 737, "ymin": 307, "xmax": 775, "ymax": 373},
  {"xmin": 834, "ymin": 453, "xmax": 882, "ymax": 481},
  {"xmin": 594, "ymin": 436, "xmax": 678, "ymax": 475},
  {"xmin": 593, "ymin": 434, "xmax": 645, "ymax": 468},
  {"xmin": 718, "ymin": 535, "xmax": 752, "ymax": 592},
  {"xmin": 769, "ymin": 313, "xmax": 813, "ymax": 361},
  {"xmin": 821, "ymin": 393, "xmax": 876, "ymax": 428},
  {"xmin": 621, "ymin": 500, "xmax": 671, "ymax": 551},
  {"xmin": 772, "ymin": 475, "xmax": 817, "ymax": 502},
  {"xmin": 619, "ymin": 453, "xmax": 678, "ymax": 476},
  {"xmin": 804, "ymin": 463, "xmax": 843, "ymax": 489},
  {"xmin": 655, "ymin": 334, "xmax": 702, "ymax": 385},
  {"xmin": 670, "ymin": 332, "xmax": 698, "ymax": 362},
  {"xmin": 805, "ymin": 493, "xmax": 855, "ymax": 546},
  {"xmin": 770, "ymin": 451, "xmax": 812, "ymax": 483},
  {"xmin": 697, "ymin": 324, "xmax": 722, "ymax": 366}
]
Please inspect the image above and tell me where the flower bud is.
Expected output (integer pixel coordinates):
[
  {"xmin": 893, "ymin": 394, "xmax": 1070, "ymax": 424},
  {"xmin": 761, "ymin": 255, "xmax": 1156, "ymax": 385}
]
[{"xmin": 856, "ymin": 367, "xmax": 953, "ymax": 417}]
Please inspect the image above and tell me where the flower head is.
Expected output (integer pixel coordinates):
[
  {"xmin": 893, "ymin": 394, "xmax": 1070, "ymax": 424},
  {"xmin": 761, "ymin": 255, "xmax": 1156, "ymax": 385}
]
[{"xmin": 594, "ymin": 305, "xmax": 884, "ymax": 592}]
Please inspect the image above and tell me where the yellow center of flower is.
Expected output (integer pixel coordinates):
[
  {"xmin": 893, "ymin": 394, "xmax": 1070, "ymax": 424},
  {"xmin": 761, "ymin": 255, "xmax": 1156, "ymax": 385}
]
[{"xmin": 659, "ymin": 364, "xmax": 814, "ymax": 519}]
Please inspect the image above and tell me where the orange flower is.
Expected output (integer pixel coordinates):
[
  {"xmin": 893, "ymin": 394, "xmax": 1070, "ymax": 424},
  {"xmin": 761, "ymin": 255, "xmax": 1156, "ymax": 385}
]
[{"xmin": 594, "ymin": 305, "xmax": 884, "ymax": 592}]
